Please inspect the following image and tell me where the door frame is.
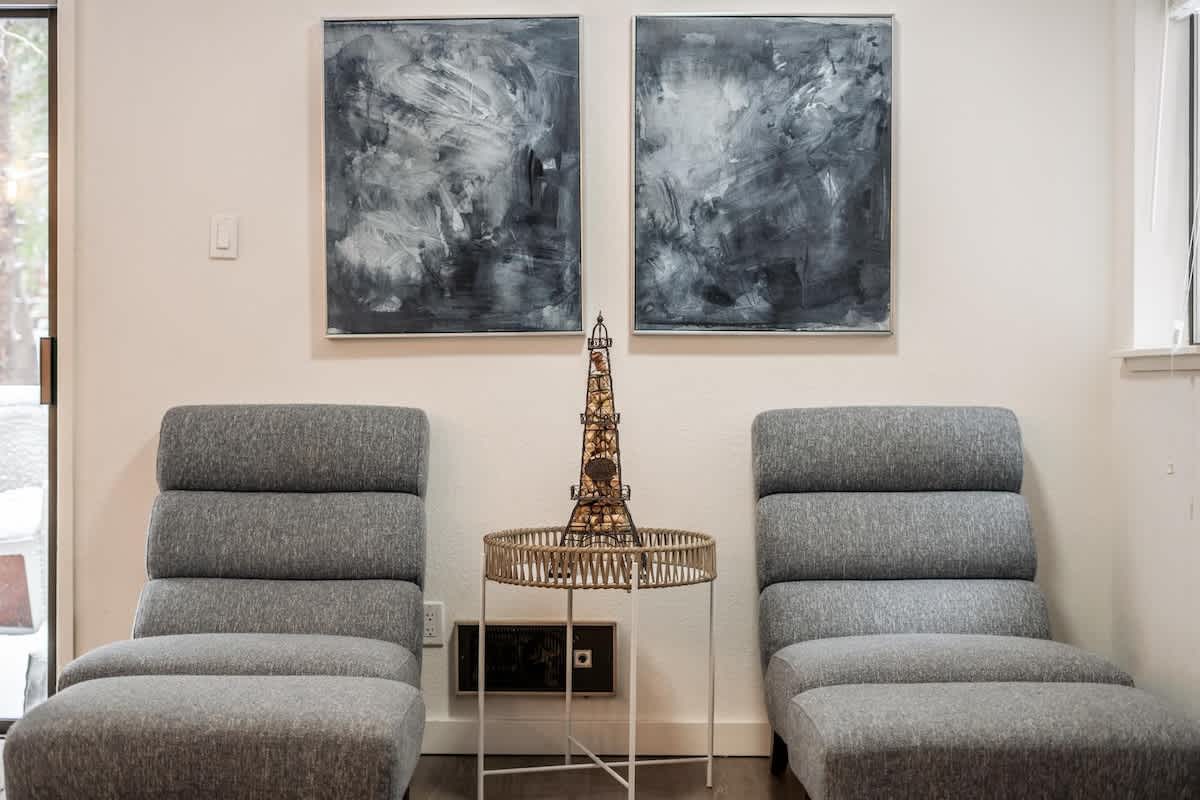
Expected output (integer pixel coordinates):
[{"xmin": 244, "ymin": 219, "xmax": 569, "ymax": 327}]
[
  {"xmin": 0, "ymin": 2, "xmax": 60, "ymax": 733},
  {"xmin": 53, "ymin": 0, "xmax": 74, "ymax": 695}
]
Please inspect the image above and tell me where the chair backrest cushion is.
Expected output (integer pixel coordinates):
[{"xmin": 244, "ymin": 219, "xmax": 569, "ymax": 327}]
[
  {"xmin": 147, "ymin": 491, "xmax": 424, "ymax": 583},
  {"xmin": 753, "ymin": 406, "xmax": 1023, "ymax": 497},
  {"xmin": 157, "ymin": 404, "xmax": 429, "ymax": 496},
  {"xmin": 138, "ymin": 404, "xmax": 429, "ymax": 655},
  {"xmin": 757, "ymin": 491, "xmax": 1035, "ymax": 588},
  {"xmin": 753, "ymin": 406, "xmax": 1046, "ymax": 664},
  {"xmin": 759, "ymin": 579, "xmax": 1051, "ymax": 667},
  {"xmin": 133, "ymin": 578, "xmax": 422, "ymax": 652}
]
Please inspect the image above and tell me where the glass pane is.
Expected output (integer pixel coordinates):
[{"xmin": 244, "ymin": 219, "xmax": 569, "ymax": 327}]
[{"xmin": 0, "ymin": 15, "xmax": 51, "ymax": 719}]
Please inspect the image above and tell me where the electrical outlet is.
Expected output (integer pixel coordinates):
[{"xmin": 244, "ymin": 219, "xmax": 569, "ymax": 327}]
[
  {"xmin": 423, "ymin": 601, "xmax": 445, "ymax": 647},
  {"xmin": 573, "ymin": 649, "xmax": 593, "ymax": 668}
]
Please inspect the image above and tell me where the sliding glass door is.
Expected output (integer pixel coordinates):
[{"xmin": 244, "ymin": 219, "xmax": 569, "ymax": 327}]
[{"xmin": 0, "ymin": 6, "xmax": 54, "ymax": 728}]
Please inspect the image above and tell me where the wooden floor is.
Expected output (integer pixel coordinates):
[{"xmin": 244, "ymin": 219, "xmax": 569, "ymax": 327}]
[
  {"xmin": 413, "ymin": 756, "xmax": 805, "ymax": 799},
  {"xmin": 0, "ymin": 748, "xmax": 806, "ymax": 798}
]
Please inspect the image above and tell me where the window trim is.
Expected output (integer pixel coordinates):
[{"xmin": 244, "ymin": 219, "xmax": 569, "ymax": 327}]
[{"xmin": 1190, "ymin": 16, "xmax": 1198, "ymax": 344}]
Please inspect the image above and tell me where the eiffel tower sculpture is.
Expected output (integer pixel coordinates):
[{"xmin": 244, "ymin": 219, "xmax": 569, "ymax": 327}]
[{"xmin": 560, "ymin": 313, "xmax": 642, "ymax": 549}]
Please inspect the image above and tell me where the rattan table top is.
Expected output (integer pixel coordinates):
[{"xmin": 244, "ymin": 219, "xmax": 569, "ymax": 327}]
[{"xmin": 483, "ymin": 527, "xmax": 716, "ymax": 590}]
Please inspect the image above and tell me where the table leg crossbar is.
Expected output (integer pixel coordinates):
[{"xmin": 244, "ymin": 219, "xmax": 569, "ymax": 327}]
[
  {"xmin": 477, "ymin": 552, "xmax": 716, "ymax": 799},
  {"xmin": 479, "ymin": 754, "xmax": 710, "ymax": 779}
]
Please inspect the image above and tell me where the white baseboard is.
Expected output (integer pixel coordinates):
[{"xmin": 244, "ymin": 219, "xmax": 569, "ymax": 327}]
[{"xmin": 422, "ymin": 718, "xmax": 772, "ymax": 756}]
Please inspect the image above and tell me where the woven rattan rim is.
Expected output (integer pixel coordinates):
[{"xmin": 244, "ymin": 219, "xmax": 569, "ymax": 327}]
[{"xmin": 483, "ymin": 527, "xmax": 716, "ymax": 590}]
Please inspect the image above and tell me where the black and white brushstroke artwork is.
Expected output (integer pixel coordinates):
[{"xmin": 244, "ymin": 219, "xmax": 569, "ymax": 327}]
[
  {"xmin": 634, "ymin": 16, "xmax": 893, "ymax": 333},
  {"xmin": 323, "ymin": 18, "xmax": 582, "ymax": 336}
]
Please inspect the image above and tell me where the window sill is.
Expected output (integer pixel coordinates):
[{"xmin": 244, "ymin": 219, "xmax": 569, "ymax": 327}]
[{"xmin": 1116, "ymin": 346, "xmax": 1200, "ymax": 372}]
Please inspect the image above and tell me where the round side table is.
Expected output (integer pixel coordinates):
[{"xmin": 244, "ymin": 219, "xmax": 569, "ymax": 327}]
[{"xmin": 477, "ymin": 527, "xmax": 717, "ymax": 800}]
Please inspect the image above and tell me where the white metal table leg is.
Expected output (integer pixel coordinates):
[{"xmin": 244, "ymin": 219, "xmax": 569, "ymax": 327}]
[
  {"xmin": 478, "ymin": 552, "xmax": 487, "ymax": 800},
  {"xmin": 475, "ymin": 532, "xmax": 714, "ymax": 798},
  {"xmin": 565, "ymin": 587, "xmax": 574, "ymax": 765},
  {"xmin": 628, "ymin": 564, "xmax": 639, "ymax": 800},
  {"xmin": 706, "ymin": 578, "xmax": 715, "ymax": 788}
]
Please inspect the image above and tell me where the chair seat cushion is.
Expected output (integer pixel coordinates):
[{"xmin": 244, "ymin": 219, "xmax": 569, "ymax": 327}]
[
  {"xmin": 58, "ymin": 633, "xmax": 420, "ymax": 691},
  {"xmin": 758, "ymin": 581, "xmax": 1053, "ymax": 668},
  {"xmin": 3, "ymin": 675, "xmax": 425, "ymax": 800},
  {"xmin": 765, "ymin": 633, "xmax": 1132, "ymax": 732},
  {"xmin": 786, "ymin": 682, "xmax": 1200, "ymax": 800}
]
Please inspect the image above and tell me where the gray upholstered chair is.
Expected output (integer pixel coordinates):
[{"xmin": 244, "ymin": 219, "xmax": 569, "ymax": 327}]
[
  {"xmin": 4, "ymin": 404, "xmax": 429, "ymax": 800},
  {"xmin": 754, "ymin": 406, "xmax": 1200, "ymax": 800}
]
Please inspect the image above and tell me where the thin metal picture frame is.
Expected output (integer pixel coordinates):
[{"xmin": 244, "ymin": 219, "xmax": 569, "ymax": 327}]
[
  {"xmin": 628, "ymin": 13, "xmax": 898, "ymax": 337},
  {"xmin": 320, "ymin": 14, "xmax": 586, "ymax": 339}
]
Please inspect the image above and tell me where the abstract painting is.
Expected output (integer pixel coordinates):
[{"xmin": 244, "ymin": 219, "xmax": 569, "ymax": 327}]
[
  {"xmin": 323, "ymin": 17, "xmax": 582, "ymax": 336},
  {"xmin": 633, "ymin": 16, "xmax": 893, "ymax": 333}
]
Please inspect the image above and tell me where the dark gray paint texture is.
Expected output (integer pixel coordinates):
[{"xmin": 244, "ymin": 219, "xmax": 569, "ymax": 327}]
[
  {"xmin": 634, "ymin": 16, "xmax": 893, "ymax": 332},
  {"xmin": 324, "ymin": 18, "xmax": 582, "ymax": 335}
]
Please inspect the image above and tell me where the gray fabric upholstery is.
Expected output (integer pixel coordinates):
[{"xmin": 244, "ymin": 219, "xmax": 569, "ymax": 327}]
[
  {"xmin": 133, "ymin": 578, "xmax": 423, "ymax": 657},
  {"xmin": 7, "ymin": 404, "xmax": 430, "ymax": 800},
  {"xmin": 754, "ymin": 406, "xmax": 1047, "ymax": 664},
  {"xmin": 757, "ymin": 491, "xmax": 1035, "ymax": 588},
  {"xmin": 753, "ymin": 406, "xmax": 1022, "ymax": 496},
  {"xmin": 157, "ymin": 404, "xmax": 430, "ymax": 496},
  {"xmin": 58, "ymin": 633, "xmax": 420, "ymax": 691},
  {"xmin": 765, "ymin": 634, "xmax": 1133, "ymax": 734},
  {"xmin": 141, "ymin": 404, "xmax": 428, "ymax": 662},
  {"xmin": 787, "ymin": 682, "xmax": 1200, "ymax": 800},
  {"xmin": 4, "ymin": 675, "xmax": 425, "ymax": 800},
  {"xmin": 147, "ymin": 491, "xmax": 425, "ymax": 584},
  {"xmin": 759, "ymin": 579, "xmax": 1051, "ymax": 667},
  {"xmin": 752, "ymin": 406, "xmax": 1200, "ymax": 798}
]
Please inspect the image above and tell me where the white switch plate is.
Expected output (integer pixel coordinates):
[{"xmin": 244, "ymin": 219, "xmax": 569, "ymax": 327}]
[
  {"xmin": 210, "ymin": 214, "xmax": 239, "ymax": 260},
  {"xmin": 423, "ymin": 601, "xmax": 445, "ymax": 647}
]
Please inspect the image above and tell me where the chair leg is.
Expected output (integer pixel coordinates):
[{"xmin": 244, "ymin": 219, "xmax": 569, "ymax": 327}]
[{"xmin": 770, "ymin": 731, "xmax": 788, "ymax": 777}]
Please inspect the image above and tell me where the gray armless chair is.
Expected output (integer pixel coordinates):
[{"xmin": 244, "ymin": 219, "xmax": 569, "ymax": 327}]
[
  {"xmin": 5, "ymin": 404, "xmax": 429, "ymax": 800},
  {"xmin": 754, "ymin": 406, "xmax": 1200, "ymax": 800}
]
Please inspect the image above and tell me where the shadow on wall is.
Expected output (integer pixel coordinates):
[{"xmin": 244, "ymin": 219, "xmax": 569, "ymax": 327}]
[
  {"xmin": 1021, "ymin": 453, "xmax": 1067, "ymax": 642},
  {"xmin": 628, "ymin": 332, "xmax": 899, "ymax": 358}
]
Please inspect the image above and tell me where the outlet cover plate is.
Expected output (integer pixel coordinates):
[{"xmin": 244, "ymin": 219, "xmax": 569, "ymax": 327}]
[{"xmin": 423, "ymin": 601, "xmax": 445, "ymax": 647}]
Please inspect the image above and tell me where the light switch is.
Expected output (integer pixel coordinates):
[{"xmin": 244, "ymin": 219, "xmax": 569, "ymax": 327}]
[{"xmin": 210, "ymin": 214, "xmax": 239, "ymax": 260}]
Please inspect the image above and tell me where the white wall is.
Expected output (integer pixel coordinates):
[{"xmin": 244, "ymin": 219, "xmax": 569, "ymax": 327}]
[
  {"xmin": 1111, "ymin": 374, "xmax": 1200, "ymax": 717},
  {"xmin": 1111, "ymin": 0, "xmax": 1200, "ymax": 718},
  {"xmin": 69, "ymin": 0, "xmax": 1119, "ymax": 753}
]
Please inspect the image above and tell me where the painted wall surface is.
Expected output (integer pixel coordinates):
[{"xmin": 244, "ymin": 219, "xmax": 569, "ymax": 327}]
[
  {"xmin": 1111, "ymin": 0, "xmax": 1200, "ymax": 718},
  {"xmin": 1111, "ymin": 373, "xmax": 1200, "ymax": 718},
  {"xmin": 71, "ymin": 0, "xmax": 1117, "ymax": 753}
]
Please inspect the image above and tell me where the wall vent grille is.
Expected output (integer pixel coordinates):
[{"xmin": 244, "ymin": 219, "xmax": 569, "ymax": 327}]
[{"xmin": 456, "ymin": 622, "xmax": 615, "ymax": 695}]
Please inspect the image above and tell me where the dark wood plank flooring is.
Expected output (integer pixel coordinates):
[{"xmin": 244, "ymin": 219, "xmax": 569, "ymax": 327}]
[{"xmin": 412, "ymin": 756, "xmax": 806, "ymax": 799}]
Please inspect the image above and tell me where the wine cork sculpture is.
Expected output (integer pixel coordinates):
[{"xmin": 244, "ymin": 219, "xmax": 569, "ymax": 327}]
[
  {"xmin": 560, "ymin": 313, "xmax": 642, "ymax": 549},
  {"xmin": 481, "ymin": 315, "xmax": 716, "ymax": 588}
]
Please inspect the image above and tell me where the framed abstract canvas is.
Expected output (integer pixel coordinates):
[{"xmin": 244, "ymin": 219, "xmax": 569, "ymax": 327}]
[
  {"xmin": 633, "ymin": 15, "xmax": 893, "ymax": 334},
  {"xmin": 323, "ymin": 17, "xmax": 582, "ymax": 336}
]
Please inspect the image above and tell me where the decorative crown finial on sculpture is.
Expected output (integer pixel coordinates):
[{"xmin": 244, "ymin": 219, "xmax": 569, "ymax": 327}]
[
  {"xmin": 588, "ymin": 312, "xmax": 612, "ymax": 349},
  {"xmin": 561, "ymin": 313, "xmax": 640, "ymax": 548}
]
